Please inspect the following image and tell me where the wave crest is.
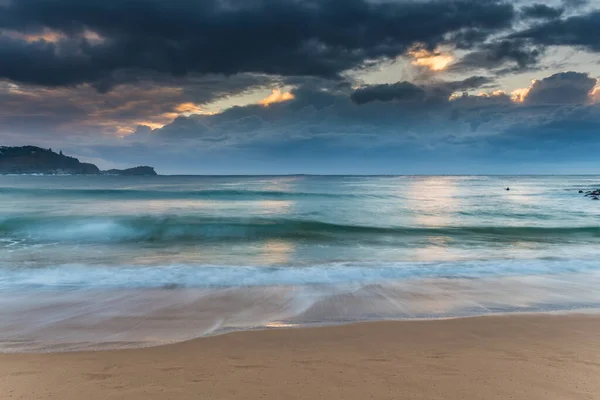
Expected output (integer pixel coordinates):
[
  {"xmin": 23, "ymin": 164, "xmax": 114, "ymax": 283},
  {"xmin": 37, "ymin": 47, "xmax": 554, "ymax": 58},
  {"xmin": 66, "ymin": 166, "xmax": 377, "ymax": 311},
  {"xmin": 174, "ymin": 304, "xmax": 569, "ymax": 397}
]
[{"xmin": 1, "ymin": 215, "xmax": 599, "ymax": 244}]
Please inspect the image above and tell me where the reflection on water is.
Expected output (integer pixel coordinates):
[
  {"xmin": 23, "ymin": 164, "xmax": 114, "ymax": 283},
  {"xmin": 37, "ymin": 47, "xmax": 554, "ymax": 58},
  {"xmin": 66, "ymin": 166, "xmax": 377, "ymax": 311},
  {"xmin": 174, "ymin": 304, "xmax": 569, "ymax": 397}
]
[
  {"xmin": 260, "ymin": 240, "xmax": 295, "ymax": 264},
  {"xmin": 257, "ymin": 176, "xmax": 302, "ymax": 192},
  {"xmin": 258, "ymin": 200, "xmax": 293, "ymax": 215},
  {"xmin": 405, "ymin": 177, "xmax": 459, "ymax": 261},
  {"xmin": 405, "ymin": 176, "xmax": 460, "ymax": 227}
]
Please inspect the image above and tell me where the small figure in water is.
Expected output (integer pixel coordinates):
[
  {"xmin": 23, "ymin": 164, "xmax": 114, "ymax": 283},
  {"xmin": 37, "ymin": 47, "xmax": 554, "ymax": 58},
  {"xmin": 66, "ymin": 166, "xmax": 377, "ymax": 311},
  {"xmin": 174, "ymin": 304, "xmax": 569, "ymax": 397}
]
[{"xmin": 506, "ymin": 187, "xmax": 510, "ymax": 191}]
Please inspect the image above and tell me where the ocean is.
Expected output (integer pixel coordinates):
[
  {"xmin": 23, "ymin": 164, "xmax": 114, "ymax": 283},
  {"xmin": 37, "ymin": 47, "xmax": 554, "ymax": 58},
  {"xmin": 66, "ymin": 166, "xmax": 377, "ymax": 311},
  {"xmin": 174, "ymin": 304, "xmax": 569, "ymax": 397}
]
[{"xmin": 1, "ymin": 175, "xmax": 599, "ymax": 352}]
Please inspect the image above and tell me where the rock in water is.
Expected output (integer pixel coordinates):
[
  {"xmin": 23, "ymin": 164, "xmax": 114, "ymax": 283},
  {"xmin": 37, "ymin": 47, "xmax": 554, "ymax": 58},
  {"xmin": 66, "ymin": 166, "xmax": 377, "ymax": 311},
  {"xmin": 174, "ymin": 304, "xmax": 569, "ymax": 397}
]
[{"xmin": 103, "ymin": 166, "xmax": 157, "ymax": 176}]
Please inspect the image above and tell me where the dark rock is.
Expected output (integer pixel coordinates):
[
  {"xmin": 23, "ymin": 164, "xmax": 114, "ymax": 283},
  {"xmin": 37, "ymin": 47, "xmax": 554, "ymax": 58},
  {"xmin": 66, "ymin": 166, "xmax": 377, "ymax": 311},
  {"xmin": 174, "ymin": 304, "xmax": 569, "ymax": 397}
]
[
  {"xmin": 103, "ymin": 166, "xmax": 157, "ymax": 176},
  {"xmin": 593, "ymin": 197, "xmax": 599, "ymax": 200},
  {"xmin": 583, "ymin": 189, "xmax": 600, "ymax": 197}
]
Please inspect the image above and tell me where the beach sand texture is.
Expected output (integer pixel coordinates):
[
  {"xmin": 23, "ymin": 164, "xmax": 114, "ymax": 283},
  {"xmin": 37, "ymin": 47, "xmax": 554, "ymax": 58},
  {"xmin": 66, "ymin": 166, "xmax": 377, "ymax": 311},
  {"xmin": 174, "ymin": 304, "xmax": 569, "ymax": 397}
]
[{"xmin": 2, "ymin": 314, "xmax": 600, "ymax": 400}]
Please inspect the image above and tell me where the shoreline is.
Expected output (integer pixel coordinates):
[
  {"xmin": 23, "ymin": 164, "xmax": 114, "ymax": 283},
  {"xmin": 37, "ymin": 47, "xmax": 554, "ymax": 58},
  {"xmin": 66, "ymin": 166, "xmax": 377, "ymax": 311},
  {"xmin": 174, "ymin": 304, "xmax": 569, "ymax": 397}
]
[
  {"xmin": 25, "ymin": 307, "xmax": 600, "ymax": 354},
  {"xmin": 2, "ymin": 313, "xmax": 600, "ymax": 399},
  {"xmin": 4, "ymin": 273, "xmax": 600, "ymax": 353},
  {"xmin": 4, "ymin": 307, "xmax": 600, "ymax": 355}
]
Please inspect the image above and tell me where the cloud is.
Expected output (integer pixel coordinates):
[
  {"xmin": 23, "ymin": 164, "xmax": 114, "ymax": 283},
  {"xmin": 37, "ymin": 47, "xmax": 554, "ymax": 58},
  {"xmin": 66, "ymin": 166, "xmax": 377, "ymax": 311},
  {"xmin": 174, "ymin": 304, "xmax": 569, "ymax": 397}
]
[
  {"xmin": 1, "ymin": 0, "xmax": 600, "ymax": 174},
  {"xmin": 407, "ymin": 46, "xmax": 454, "ymax": 72},
  {"xmin": 488, "ymin": 104, "xmax": 600, "ymax": 159},
  {"xmin": 350, "ymin": 82, "xmax": 426, "ymax": 105},
  {"xmin": 0, "ymin": 0, "xmax": 516, "ymax": 88},
  {"xmin": 0, "ymin": 73, "xmax": 273, "ymax": 136},
  {"xmin": 512, "ymin": 10, "xmax": 600, "ymax": 52},
  {"xmin": 449, "ymin": 40, "xmax": 543, "ymax": 73},
  {"xmin": 97, "ymin": 70, "xmax": 600, "ymax": 173},
  {"xmin": 561, "ymin": 0, "xmax": 589, "ymax": 9},
  {"xmin": 591, "ymin": 80, "xmax": 600, "ymax": 102},
  {"xmin": 258, "ymin": 89, "xmax": 295, "ymax": 106},
  {"xmin": 350, "ymin": 76, "xmax": 493, "ymax": 105},
  {"xmin": 521, "ymin": 4, "xmax": 564, "ymax": 20},
  {"xmin": 523, "ymin": 71, "xmax": 596, "ymax": 104}
]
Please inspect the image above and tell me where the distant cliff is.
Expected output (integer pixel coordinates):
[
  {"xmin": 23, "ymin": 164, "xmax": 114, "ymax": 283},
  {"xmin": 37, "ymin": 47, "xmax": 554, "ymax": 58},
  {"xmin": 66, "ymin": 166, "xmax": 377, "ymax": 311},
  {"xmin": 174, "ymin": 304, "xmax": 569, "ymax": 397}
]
[{"xmin": 0, "ymin": 146, "xmax": 157, "ymax": 176}]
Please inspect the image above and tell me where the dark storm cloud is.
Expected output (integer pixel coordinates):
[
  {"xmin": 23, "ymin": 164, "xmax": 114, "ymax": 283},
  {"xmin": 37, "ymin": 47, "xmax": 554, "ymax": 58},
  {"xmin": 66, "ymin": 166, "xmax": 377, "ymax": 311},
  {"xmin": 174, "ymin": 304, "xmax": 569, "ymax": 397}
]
[
  {"xmin": 524, "ymin": 71, "xmax": 596, "ymax": 104},
  {"xmin": 0, "ymin": 73, "xmax": 275, "ymax": 136},
  {"xmin": 446, "ymin": 29, "xmax": 494, "ymax": 50},
  {"xmin": 512, "ymin": 10, "xmax": 600, "ymax": 52},
  {"xmin": 0, "ymin": 0, "xmax": 516, "ymax": 88},
  {"xmin": 487, "ymin": 104, "xmax": 600, "ymax": 158},
  {"xmin": 134, "ymin": 76, "xmax": 506, "ymax": 149},
  {"xmin": 449, "ymin": 40, "xmax": 543, "ymax": 73},
  {"xmin": 130, "ymin": 71, "xmax": 599, "ymax": 147},
  {"xmin": 521, "ymin": 4, "xmax": 564, "ymax": 20},
  {"xmin": 350, "ymin": 76, "xmax": 492, "ymax": 105},
  {"xmin": 46, "ymin": 69, "xmax": 597, "ymax": 173},
  {"xmin": 89, "ymin": 70, "xmax": 273, "ymax": 98},
  {"xmin": 351, "ymin": 82, "xmax": 426, "ymax": 105}
]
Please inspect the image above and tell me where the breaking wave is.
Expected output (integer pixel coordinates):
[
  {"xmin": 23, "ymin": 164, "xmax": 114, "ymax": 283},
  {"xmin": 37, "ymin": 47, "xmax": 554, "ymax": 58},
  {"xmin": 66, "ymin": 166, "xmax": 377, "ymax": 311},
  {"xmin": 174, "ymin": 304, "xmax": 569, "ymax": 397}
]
[{"xmin": 1, "ymin": 215, "xmax": 598, "ymax": 244}]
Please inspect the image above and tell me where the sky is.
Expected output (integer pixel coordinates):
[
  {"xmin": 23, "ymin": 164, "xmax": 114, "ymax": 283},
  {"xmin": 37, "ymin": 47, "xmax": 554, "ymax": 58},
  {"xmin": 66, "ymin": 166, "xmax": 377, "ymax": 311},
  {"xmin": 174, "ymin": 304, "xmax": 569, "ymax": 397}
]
[{"xmin": 1, "ymin": 0, "xmax": 600, "ymax": 174}]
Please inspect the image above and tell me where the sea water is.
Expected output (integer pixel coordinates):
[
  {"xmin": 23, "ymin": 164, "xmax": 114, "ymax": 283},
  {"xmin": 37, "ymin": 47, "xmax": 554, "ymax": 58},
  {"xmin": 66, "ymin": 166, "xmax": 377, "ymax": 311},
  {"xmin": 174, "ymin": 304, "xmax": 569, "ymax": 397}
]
[{"xmin": 1, "ymin": 175, "xmax": 599, "ymax": 351}]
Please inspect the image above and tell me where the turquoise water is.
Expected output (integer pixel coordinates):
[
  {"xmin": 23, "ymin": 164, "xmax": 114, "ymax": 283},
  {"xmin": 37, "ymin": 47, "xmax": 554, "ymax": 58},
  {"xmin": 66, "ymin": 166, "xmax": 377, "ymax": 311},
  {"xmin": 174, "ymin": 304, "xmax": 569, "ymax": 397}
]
[{"xmin": 1, "ymin": 175, "xmax": 600, "ymax": 351}]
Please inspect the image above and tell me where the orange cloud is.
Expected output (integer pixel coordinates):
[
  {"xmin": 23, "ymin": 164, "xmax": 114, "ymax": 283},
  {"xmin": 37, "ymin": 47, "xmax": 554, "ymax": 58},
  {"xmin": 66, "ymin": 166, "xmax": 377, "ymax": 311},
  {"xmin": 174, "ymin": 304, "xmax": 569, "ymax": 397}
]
[
  {"xmin": 259, "ymin": 89, "xmax": 295, "ymax": 106},
  {"xmin": 511, "ymin": 85, "xmax": 533, "ymax": 103},
  {"xmin": 131, "ymin": 102, "xmax": 218, "ymax": 134},
  {"xmin": 161, "ymin": 102, "xmax": 217, "ymax": 119},
  {"xmin": 174, "ymin": 102, "xmax": 205, "ymax": 115},
  {"xmin": 2, "ymin": 28, "xmax": 103, "ymax": 44},
  {"xmin": 408, "ymin": 46, "xmax": 453, "ymax": 71},
  {"xmin": 591, "ymin": 79, "xmax": 600, "ymax": 103},
  {"xmin": 479, "ymin": 90, "xmax": 507, "ymax": 98},
  {"xmin": 82, "ymin": 30, "xmax": 104, "ymax": 43},
  {"xmin": 25, "ymin": 30, "xmax": 64, "ymax": 43},
  {"xmin": 449, "ymin": 90, "xmax": 508, "ymax": 100}
]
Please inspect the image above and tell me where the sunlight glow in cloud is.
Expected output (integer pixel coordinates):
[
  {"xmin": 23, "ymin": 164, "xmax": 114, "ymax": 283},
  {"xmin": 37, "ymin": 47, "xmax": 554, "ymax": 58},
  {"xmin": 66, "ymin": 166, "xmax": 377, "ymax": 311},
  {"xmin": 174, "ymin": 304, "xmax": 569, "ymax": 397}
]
[
  {"xmin": 173, "ymin": 102, "xmax": 211, "ymax": 116},
  {"xmin": 259, "ymin": 89, "xmax": 295, "ymax": 106},
  {"xmin": 1, "ymin": 29, "xmax": 104, "ymax": 44},
  {"xmin": 123, "ymin": 103, "xmax": 218, "ymax": 135},
  {"xmin": 591, "ymin": 79, "xmax": 600, "ymax": 103},
  {"xmin": 25, "ymin": 30, "xmax": 63, "ymax": 43},
  {"xmin": 408, "ymin": 46, "xmax": 453, "ymax": 71},
  {"xmin": 511, "ymin": 85, "xmax": 533, "ymax": 103},
  {"xmin": 480, "ymin": 90, "xmax": 507, "ymax": 97},
  {"xmin": 0, "ymin": 81, "xmax": 22, "ymax": 94},
  {"xmin": 449, "ymin": 89, "xmax": 507, "ymax": 101}
]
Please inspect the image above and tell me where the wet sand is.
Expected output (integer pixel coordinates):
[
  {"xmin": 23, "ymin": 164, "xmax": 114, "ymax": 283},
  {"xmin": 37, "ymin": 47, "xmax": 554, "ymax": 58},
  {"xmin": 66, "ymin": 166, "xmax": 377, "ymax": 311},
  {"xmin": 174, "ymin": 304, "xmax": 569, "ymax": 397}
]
[{"xmin": 1, "ymin": 314, "xmax": 600, "ymax": 400}]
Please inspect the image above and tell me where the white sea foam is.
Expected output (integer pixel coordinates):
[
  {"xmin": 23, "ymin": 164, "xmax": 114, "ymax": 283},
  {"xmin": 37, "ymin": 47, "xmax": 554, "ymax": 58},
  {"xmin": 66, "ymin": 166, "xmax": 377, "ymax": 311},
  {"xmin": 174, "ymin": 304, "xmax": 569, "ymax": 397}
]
[
  {"xmin": 1, "ymin": 258, "xmax": 599, "ymax": 290},
  {"xmin": 1, "ymin": 272, "xmax": 600, "ymax": 353}
]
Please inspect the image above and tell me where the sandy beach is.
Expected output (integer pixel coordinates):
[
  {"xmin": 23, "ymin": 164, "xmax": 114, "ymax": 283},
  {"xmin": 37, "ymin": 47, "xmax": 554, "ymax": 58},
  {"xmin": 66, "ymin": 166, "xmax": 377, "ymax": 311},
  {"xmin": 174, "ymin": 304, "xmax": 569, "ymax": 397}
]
[{"xmin": 2, "ymin": 313, "xmax": 600, "ymax": 400}]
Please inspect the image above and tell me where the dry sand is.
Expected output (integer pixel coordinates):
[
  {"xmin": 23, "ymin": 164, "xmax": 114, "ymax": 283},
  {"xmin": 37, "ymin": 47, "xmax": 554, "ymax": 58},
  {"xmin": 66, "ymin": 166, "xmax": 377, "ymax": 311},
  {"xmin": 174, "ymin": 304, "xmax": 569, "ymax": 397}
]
[{"xmin": 2, "ymin": 314, "xmax": 600, "ymax": 400}]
